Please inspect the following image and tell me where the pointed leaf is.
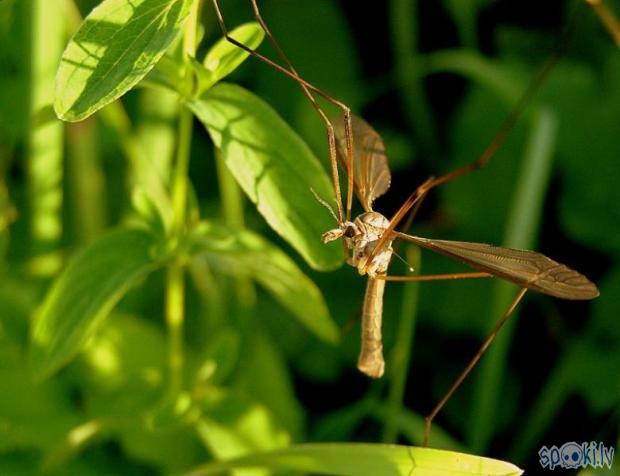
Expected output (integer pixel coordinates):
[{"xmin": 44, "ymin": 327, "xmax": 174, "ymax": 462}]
[
  {"xmin": 189, "ymin": 82, "xmax": 342, "ymax": 271},
  {"xmin": 189, "ymin": 221, "xmax": 338, "ymax": 344},
  {"xmin": 196, "ymin": 387, "xmax": 290, "ymax": 462},
  {"xmin": 202, "ymin": 22, "xmax": 265, "ymax": 89},
  {"xmin": 183, "ymin": 443, "xmax": 523, "ymax": 476},
  {"xmin": 30, "ymin": 229, "xmax": 161, "ymax": 378},
  {"xmin": 55, "ymin": 0, "xmax": 195, "ymax": 121}
]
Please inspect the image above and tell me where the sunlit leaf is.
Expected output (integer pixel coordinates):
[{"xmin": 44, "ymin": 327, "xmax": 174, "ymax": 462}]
[
  {"xmin": 30, "ymin": 229, "xmax": 161, "ymax": 378},
  {"xmin": 183, "ymin": 443, "xmax": 523, "ymax": 476},
  {"xmin": 55, "ymin": 0, "xmax": 195, "ymax": 121},
  {"xmin": 0, "ymin": 347, "xmax": 79, "ymax": 453},
  {"xmin": 253, "ymin": 1, "xmax": 363, "ymax": 155},
  {"xmin": 77, "ymin": 313, "xmax": 166, "ymax": 413},
  {"xmin": 189, "ymin": 221, "xmax": 338, "ymax": 344},
  {"xmin": 234, "ymin": 331, "xmax": 304, "ymax": 440},
  {"xmin": 202, "ymin": 22, "xmax": 265, "ymax": 90},
  {"xmin": 196, "ymin": 387, "xmax": 290, "ymax": 473},
  {"xmin": 189, "ymin": 82, "xmax": 342, "ymax": 271}
]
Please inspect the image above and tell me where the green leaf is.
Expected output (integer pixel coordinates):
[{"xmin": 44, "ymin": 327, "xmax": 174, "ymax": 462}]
[
  {"xmin": 55, "ymin": 0, "xmax": 195, "ymax": 121},
  {"xmin": 189, "ymin": 221, "xmax": 338, "ymax": 344},
  {"xmin": 189, "ymin": 82, "xmax": 342, "ymax": 271},
  {"xmin": 202, "ymin": 22, "xmax": 265, "ymax": 90},
  {"xmin": 77, "ymin": 312, "xmax": 167, "ymax": 414},
  {"xmin": 30, "ymin": 229, "xmax": 161, "ymax": 379},
  {"xmin": 196, "ymin": 387, "xmax": 290, "ymax": 464},
  {"xmin": 183, "ymin": 443, "xmax": 523, "ymax": 476},
  {"xmin": 234, "ymin": 331, "xmax": 304, "ymax": 440}
]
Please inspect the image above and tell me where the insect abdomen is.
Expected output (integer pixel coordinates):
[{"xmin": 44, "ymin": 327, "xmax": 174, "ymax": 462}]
[{"xmin": 357, "ymin": 277, "xmax": 386, "ymax": 378}]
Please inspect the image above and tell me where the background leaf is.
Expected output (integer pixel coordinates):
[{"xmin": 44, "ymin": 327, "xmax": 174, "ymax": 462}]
[
  {"xmin": 190, "ymin": 83, "xmax": 342, "ymax": 271},
  {"xmin": 189, "ymin": 221, "xmax": 338, "ymax": 344},
  {"xmin": 202, "ymin": 22, "xmax": 265, "ymax": 90},
  {"xmin": 55, "ymin": 0, "xmax": 194, "ymax": 121},
  {"xmin": 30, "ymin": 228, "xmax": 161, "ymax": 378}
]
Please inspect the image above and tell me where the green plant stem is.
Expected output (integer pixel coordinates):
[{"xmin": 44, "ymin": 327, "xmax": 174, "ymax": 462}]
[
  {"xmin": 467, "ymin": 107, "xmax": 558, "ymax": 452},
  {"xmin": 27, "ymin": 0, "xmax": 65, "ymax": 272},
  {"xmin": 388, "ymin": 0, "xmax": 437, "ymax": 161},
  {"xmin": 446, "ymin": 1, "xmax": 479, "ymax": 49},
  {"xmin": 66, "ymin": 120, "xmax": 106, "ymax": 243},
  {"xmin": 137, "ymin": 88, "xmax": 180, "ymax": 183},
  {"xmin": 165, "ymin": 0, "xmax": 200, "ymax": 395},
  {"xmin": 382, "ymin": 246, "xmax": 421, "ymax": 443},
  {"xmin": 214, "ymin": 149, "xmax": 256, "ymax": 310},
  {"xmin": 214, "ymin": 149, "xmax": 244, "ymax": 229}
]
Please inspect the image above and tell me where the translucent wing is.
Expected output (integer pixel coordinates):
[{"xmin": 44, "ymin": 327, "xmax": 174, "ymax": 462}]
[
  {"xmin": 334, "ymin": 113, "xmax": 391, "ymax": 212},
  {"xmin": 396, "ymin": 233, "xmax": 599, "ymax": 300}
]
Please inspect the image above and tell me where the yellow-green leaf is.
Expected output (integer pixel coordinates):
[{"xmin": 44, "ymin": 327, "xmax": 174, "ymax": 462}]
[
  {"xmin": 30, "ymin": 229, "xmax": 161, "ymax": 379},
  {"xmin": 189, "ymin": 221, "xmax": 338, "ymax": 344},
  {"xmin": 190, "ymin": 83, "xmax": 342, "ymax": 271},
  {"xmin": 202, "ymin": 22, "xmax": 265, "ymax": 89},
  {"xmin": 183, "ymin": 443, "xmax": 523, "ymax": 476},
  {"xmin": 55, "ymin": 0, "xmax": 195, "ymax": 121}
]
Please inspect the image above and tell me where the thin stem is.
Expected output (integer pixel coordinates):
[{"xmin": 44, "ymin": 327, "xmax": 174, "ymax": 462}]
[
  {"xmin": 214, "ymin": 148, "xmax": 256, "ymax": 309},
  {"xmin": 66, "ymin": 120, "xmax": 106, "ymax": 243},
  {"xmin": 383, "ymin": 246, "xmax": 421, "ymax": 443},
  {"xmin": 26, "ymin": 0, "xmax": 65, "ymax": 272},
  {"xmin": 214, "ymin": 149, "xmax": 244, "ymax": 229},
  {"xmin": 586, "ymin": 0, "xmax": 620, "ymax": 45},
  {"xmin": 165, "ymin": 261, "xmax": 185, "ymax": 394},
  {"xmin": 389, "ymin": 0, "xmax": 437, "ymax": 160},
  {"xmin": 165, "ymin": 0, "xmax": 200, "ymax": 395}
]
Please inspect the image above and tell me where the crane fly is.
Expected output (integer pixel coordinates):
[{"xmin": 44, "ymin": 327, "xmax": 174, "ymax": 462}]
[
  {"xmin": 209, "ymin": 0, "xmax": 605, "ymax": 447},
  {"xmin": 320, "ymin": 113, "xmax": 599, "ymax": 376},
  {"xmin": 320, "ymin": 112, "xmax": 599, "ymax": 444}
]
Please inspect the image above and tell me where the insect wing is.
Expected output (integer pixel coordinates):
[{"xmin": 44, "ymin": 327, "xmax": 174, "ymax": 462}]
[
  {"xmin": 396, "ymin": 233, "xmax": 599, "ymax": 300},
  {"xmin": 334, "ymin": 113, "xmax": 391, "ymax": 212}
]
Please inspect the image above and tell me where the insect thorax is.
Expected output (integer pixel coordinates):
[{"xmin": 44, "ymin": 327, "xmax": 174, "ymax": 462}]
[{"xmin": 346, "ymin": 212, "xmax": 394, "ymax": 277}]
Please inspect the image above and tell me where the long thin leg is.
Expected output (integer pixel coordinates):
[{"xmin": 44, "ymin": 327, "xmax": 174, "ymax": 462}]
[
  {"xmin": 247, "ymin": 1, "xmax": 357, "ymax": 222},
  {"xmin": 392, "ymin": 177, "xmax": 433, "ymax": 254},
  {"xmin": 361, "ymin": 4, "xmax": 590, "ymax": 274},
  {"xmin": 422, "ymin": 287, "xmax": 528, "ymax": 447},
  {"xmin": 210, "ymin": 0, "xmax": 355, "ymax": 223},
  {"xmin": 586, "ymin": 0, "xmax": 620, "ymax": 45},
  {"xmin": 362, "ymin": 52, "xmax": 561, "ymax": 274},
  {"xmin": 376, "ymin": 272, "xmax": 491, "ymax": 282}
]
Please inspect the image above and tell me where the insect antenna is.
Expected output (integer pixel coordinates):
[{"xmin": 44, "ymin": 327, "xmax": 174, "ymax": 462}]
[
  {"xmin": 310, "ymin": 188, "xmax": 339, "ymax": 223},
  {"xmin": 391, "ymin": 249, "xmax": 415, "ymax": 273}
]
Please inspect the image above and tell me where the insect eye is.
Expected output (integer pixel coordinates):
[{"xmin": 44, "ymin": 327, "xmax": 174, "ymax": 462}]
[{"xmin": 343, "ymin": 225, "xmax": 356, "ymax": 238}]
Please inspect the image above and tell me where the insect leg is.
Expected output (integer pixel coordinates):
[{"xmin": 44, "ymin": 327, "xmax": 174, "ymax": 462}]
[
  {"xmin": 586, "ymin": 0, "xmax": 620, "ymax": 45},
  {"xmin": 376, "ymin": 272, "xmax": 491, "ymax": 282},
  {"xmin": 422, "ymin": 287, "xmax": 528, "ymax": 447},
  {"xmin": 362, "ymin": 8, "xmax": 587, "ymax": 273},
  {"xmin": 210, "ymin": 0, "xmax": 355, "ymax": 224}
]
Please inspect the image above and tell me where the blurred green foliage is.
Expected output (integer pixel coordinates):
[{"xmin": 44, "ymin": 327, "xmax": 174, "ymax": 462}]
[{"xmin": 0, "ymin": 0, "xmax": 618, "ymax": 474}]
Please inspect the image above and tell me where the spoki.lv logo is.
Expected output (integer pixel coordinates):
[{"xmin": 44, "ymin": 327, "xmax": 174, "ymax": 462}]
[{"xmin": 539, "ymin": 441, "xmax": 614, "ymax": 470}]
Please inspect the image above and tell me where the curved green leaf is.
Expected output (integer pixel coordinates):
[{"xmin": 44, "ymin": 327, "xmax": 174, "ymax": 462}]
[
  {"xmin": 196, "ymin": 387, "xmax": 290, "ymax": 462},
  {"xmin": 189, "ymin": 83, "xmax": 342, "ymax": 271},
  {"xmin": 189, "ymin": 221, "xmax": 338, "ymax": 344},
  {"xmin": 30, "ymin": 229, "xmax": 161, "ymax": 379},
  {"xmin": 202, "ymin": 22, "xmax": 265, "ymax": 90},
  {"xmin": 55, "ymin": 0, "xmax": 194, "ymax": 121},
  {"xmin": 183, "ymin": 443, "xmax": 523, "ymax": 476}
]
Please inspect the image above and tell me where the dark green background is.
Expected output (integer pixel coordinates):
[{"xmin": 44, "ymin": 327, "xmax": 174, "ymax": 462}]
[{"xmin": 0, "ymin": 0, "xmax": 618, "ymax": 474}]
